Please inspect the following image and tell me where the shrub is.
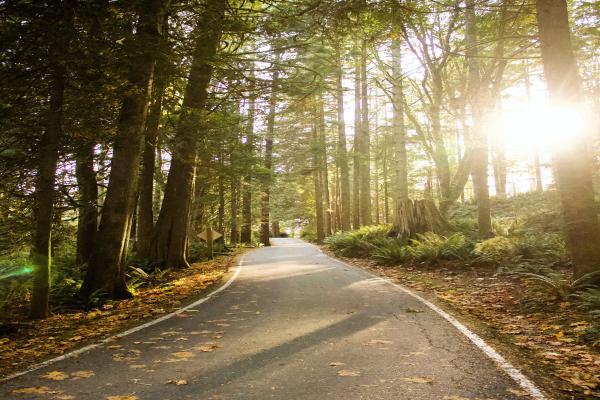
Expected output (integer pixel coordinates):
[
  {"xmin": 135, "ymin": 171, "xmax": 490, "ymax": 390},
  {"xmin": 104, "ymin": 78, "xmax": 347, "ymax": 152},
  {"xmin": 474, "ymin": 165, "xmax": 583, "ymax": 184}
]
[
  {"xmin": 370, "ymin": 238, "xmax": 413, "ymax": 265},
  {"xmin": 324, "ymin": 225, "xmax": 390, "ymax": 258},
  {"xmin": 473, "ymin": 236, "xmax": 516, "ymax": 263},
  {"xmin": 409, "ymin": 232, "xmax": 474, "ymax": 263},
  {"xmin": 520, "ymin": 270, "xmax": 600, "ymax": 302}
]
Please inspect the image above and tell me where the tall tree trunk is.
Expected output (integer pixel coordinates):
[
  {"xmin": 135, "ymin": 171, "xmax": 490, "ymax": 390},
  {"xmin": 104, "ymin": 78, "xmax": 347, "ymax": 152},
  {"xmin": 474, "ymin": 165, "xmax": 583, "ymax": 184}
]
[
  {"xmin": 536, "ymin": 0, "xmax": 600, "ymax": 277},
  {"xmin": 466, "ymin": 0, "xmax": 493, "ymax": 238},
  {"xmin": 137, "ymin": 31, "xmax": 168, "ymax": 259},
  {"xmin": 30, "ymin": 0, "xmax": 74, "ymax": 318},
  {"xmin": 75, "ymin": 143, "xmax": 98, "ymax": 266},
  {"xmin": 352, "ymin": 51, "xmax": 362, "ymax": 229},
  {"xmin": 75, "ymin": 0, "xmax": 107, "ymax": 268},
  {"xmin": 149, "ymin": 0, "xmax": 226, "ymax": 267},
  {"xmin": 391, "ymin": 38, "xmax": 409, "ymax": 203},
  {"xmin": 217, "ymin": 152, "xmax": 225, "ymax": 234},
  {"xmin": 359, "ymin": 40, "xmax": 372, "ymax": 226},
  {"xmin": 81, "ymin": 0, "xmax": 171, "ymax": 298},
  {"xmin": 260, "ymin": 53, "xmax": 279, "ymax": 246},
  {"xmin": 336, "ymin": 53, "xmax": 351, "ymax": 231},
  {"xmin": 241, "ymin": 79, "xmax": 256, "ymax": 244},
  {"xmin": 318, "ymin": 97, "xmax": 332, "ymax": 236},
  {"xmin": 313, "ymin": 119, "xmax": 325, "ymax": 243}
]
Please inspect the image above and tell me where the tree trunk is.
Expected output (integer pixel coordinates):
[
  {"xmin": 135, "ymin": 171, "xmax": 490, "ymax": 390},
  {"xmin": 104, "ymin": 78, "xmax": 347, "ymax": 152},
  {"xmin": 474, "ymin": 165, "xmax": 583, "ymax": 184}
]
[
  {"xmin": 318, "ymin": 97, "xmax": 332, "ymax": 237},
  {"xmin": 149, "ymin": 0, "xmax": 226, "ymax": 267},
  {"xmin": 137, "ymin": 38, "xmax": 168, "ymax": 259},
  {"xmin": 359, "ymin": 39, "xmax": 372, "ymax": 226},
  {"xmin": 241, "ymin": 79, "xmax": 256, "ymax": 244},
  {"xmin": 466, "ymin": 0, "xmax": 493, "ymax": 238},
  {"xmin": 391, "ymin": 199, "xmax": 452, "ymax": 242},
  {"xmin": 391, "ymin": 37, "xmax": 409, "ymax": 204},
  {"xmin": 30, "ymin": 0, "xmax": 74, "ymax": 318},
  {"xmin": 75, "ymin": 143, "xmax": 98, "ymax": 266},
  {"xmin": 81, "ymin": 0, "xmax": 171, "ymax": 299},
  {"xmin": 313, "ymin": 120, "xmax": 325, "ymax": 243},
  {"xmin": 353, "ymin": 47, "xmax": 361, "ymax": 229},
  {"xmin": 217, "ymin": 153, "xmax": 225, "ymax": 234},
  {"xmin": 536, "ymin": 0, "xmax": 600, "ymax": 277},
  {"xmin": 260, "ymin": 53, "xmax": 280, "ymax": 246},
  {"xmin": 336, "ymin": 53, "xmax": 351, "ymax": 231}
]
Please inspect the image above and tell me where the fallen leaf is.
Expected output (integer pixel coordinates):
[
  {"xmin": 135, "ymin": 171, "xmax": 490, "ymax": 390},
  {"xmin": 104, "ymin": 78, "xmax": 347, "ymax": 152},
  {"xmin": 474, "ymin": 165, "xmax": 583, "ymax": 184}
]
[
  {"xmin": 405, "ymin": 308, "xmax": 424, "ymax": 313},
  {"xmin": 71, "ymin": 370, "xmax": 95, "ymax": 379},
  {"xmin": 507, "ymin": 388, "xmax": 530, "ymax": 397},
  {"xmin": 171, "ymin": 351, "xmax": 194, "ymax": 359},
  {"xmin": 401, "ymin": 376, "xmax": 434, "ymax": 384},
  {"xmin": 195, "ymin": 343, "xmax": 221, "ymax": 352},
  {"xmin": 443, "ymin": 396, "xmax": 470, "ymax": 400},
  {"xmin": 13, "ymin": 386, "xmax": 57, "ymax": 394},
  {"xmin": 106, "ymin": 396, "xmax": 139, "ymax": 400},
  {"xmin": 42, "ymin": 371, "xmax": 69, "ymax": 381},
  {"xmin": 366, "ymin": 339, "xmax": 393, "ymax": 345},
  {"xmin": 167, "ymin": 379, "xmax": 188, "ymax": 385},
  {"xmin": 329, "ymin": 361, "xmax": 345, "ymax": 367},
  {"xmin": 337, "ymin": 370, "xmax": 361, "ymax": 377}
]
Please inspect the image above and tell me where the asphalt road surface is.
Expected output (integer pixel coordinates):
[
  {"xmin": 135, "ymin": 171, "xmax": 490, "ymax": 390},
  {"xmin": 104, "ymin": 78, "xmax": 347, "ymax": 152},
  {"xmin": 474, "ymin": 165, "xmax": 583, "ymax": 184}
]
[{"xmin": 2, "ymin": 238, "xmax": 541, "ymax": 399}]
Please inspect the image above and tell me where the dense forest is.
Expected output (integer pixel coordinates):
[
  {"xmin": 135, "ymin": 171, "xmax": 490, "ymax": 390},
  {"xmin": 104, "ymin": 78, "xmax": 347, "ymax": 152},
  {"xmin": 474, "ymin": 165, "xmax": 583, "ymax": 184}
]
[{"xmin": 1, "ymin": 0, "xmax": 600, "ymax": 396}]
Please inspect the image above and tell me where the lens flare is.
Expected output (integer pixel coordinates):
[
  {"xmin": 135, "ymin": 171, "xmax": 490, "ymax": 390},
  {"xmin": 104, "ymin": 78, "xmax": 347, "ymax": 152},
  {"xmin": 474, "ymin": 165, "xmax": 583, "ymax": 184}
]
[{"xmin": 0, "ymin": 266, "xmax": 34, "ymax": 280}]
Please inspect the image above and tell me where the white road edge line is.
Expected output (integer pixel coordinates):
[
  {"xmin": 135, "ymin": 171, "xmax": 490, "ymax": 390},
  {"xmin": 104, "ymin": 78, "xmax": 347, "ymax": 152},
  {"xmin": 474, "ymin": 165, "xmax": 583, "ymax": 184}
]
[
  {"xmin": 314, "ymin": 244, "xmax": 547, "ymax": 400},
  {"xmin": 0, "ymin": 255, "xmax": 245, "ymax": 383}
]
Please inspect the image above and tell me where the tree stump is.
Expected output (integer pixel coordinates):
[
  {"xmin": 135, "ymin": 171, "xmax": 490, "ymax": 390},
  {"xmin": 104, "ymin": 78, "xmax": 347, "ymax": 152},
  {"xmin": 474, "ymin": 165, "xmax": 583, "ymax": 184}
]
[{"xmin": 390, "ymin": 199, "xmax": 452, "ymax": 242}]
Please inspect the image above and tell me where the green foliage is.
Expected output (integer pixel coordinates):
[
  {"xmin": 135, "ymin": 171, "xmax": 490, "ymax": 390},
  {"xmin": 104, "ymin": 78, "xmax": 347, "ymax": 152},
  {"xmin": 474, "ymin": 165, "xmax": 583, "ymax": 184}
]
[
  {"xmin": 370, "ymin": 239, "xmax": 413, "ymax": 265},
  {"xmin": 408, "ymin": 233, "xmax": 474, "ymax": 263},
  {"xmin": 324, "ymin": 225, "xmax": 390, "ymax": 258},
  {"xmin": 572, "ymin": 288, "xmax": 600, "ymax": 319},
  {"xmin": 520, "ymin": 270, "xmax": 600, "ymax": 302}
]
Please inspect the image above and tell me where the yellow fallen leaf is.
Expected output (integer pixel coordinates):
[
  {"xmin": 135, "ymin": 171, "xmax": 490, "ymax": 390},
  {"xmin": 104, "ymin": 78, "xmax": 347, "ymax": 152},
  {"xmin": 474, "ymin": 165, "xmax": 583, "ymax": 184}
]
[
  {"xmin": 43, "ymin": 371, "xmax": 69, "ymax": 381},
  {"xmin": 106, "ymin": 396, "xmax": 139, "ymax": 400},
  {"xmin": 171, "ymin": 351, "xmax": 194, "ymax": 359},
  {"xmin": 129, "ymin": 364, "xmax": 146, "ymax": 369},
  {"xmin": 401, "ymin": 376, "xmax": 434, "ymax": 384},
  {"xmin": 195, "ymin": 343, "xmax": 221, "ymax": 352},
  {"xmin": 443, "ymin": 396, "xmax": 470, "ymax": 400},
  {"xmin": 366, "ymin": 339, "xmax": 393, "ymax": 345},
  {"xmin": 167, "ymin": 379, "xmax": 188, "ymax": 385},
  {"xmin": 71, "ymin": 370, "xmax": 95, "ymax": 379},
  {"xmin": 337, "ymin": 370, "xmax": 361, "ymax": 377},
  {"xmin": 12, "ymin": 386, "xmax": 58, "ymax": 394},
  {"xmin": 507, "ymin": 388, "xmax": 530, "ymax": 397},
  {"xmin": 329, "ymin": 362, "xmax": 345, "ymax": 367}
]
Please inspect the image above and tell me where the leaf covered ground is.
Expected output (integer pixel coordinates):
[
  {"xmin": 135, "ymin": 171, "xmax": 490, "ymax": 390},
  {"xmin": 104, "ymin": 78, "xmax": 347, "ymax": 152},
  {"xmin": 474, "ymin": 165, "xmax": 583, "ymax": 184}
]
[
  {"xmin": 325, "ymin": 250, "xmax": 600, "ymax": 400},
  {"xmin": 0, "ymin": 251, "xmax": 243, "ymax": 379}
]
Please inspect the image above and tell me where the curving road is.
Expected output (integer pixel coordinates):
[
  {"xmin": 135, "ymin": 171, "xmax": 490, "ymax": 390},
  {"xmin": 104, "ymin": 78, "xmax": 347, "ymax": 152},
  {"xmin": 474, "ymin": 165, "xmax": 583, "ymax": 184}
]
[{"xmin": 2, "ymin": 238, "xmax": 541, "ymax": 399}]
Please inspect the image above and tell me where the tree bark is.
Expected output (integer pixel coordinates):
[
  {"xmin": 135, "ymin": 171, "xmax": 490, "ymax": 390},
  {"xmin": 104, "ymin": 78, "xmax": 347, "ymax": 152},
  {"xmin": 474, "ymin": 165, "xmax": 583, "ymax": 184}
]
[
  {"xmin": 335, "ymin": 54, "xmax": 352, "ymax": 231},
  {"xmin": 359, "ymin": 39, "xmax": 372, "ymax": 226},
  {"xmin": 241, "ymin": 79, "xmax": 256, "ymax": 244},
  {"xmin": 30, "ymin": 0, "xmax": 74, "ymax": 318},
  {"xmin": 149, "ymin": 0, "xmax": 226, "ymax": 267},
  {"xmin": 81, "ymin": 0, "xmax": 171, "ymax": 299},
  {"xmin": 260, "ymin": 53, "xmax": 280, "ymax": 246},
  {"xmin": 318, "ymin": 97, "xmax": 332, "ymax": 236},
  {"xmin": 466, "ymin": 0, "xmax": 493, "ymax": 238},
  {"xmin": 137, "ymin": 38, "xmax": 168, "ymax": 259},
  {"xmin": 313, "ymin": 119, "xmax": 325, "ymax": 243},
  {"xmin": 75, "ymin": 143, "xmax": 98, "ymax": 266},
  {"xmin": 352, "ymin": 51, "xmax": 362, "ymax": 229},
  {"xmin": 536, "ymin": 0, "xmax": 600, "ymax": 277}
]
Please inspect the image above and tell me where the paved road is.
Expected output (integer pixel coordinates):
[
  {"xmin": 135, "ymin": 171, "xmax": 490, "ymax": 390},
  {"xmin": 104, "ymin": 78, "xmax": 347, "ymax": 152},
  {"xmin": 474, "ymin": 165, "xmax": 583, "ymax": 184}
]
[{"xmin": 2, "ymin": 238, "xmax": 536, "ymax": 399}]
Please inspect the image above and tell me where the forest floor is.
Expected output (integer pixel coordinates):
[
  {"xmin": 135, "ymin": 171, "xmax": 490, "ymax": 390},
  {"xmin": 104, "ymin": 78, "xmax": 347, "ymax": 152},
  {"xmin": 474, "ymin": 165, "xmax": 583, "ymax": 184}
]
[
  {"xmin": 323, "ymin": 248, "xmax": 600, "ymax": 400},
  {"xmin": 0, "ymin": 250, "xmax": 244, "ymax": 379}
]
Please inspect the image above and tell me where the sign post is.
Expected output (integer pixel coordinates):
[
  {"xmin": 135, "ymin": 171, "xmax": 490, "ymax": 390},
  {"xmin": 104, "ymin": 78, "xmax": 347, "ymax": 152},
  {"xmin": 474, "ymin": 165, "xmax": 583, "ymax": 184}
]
[{"xmin": 198, "ymin": 225, "xmax": 222, "ymax": 260}]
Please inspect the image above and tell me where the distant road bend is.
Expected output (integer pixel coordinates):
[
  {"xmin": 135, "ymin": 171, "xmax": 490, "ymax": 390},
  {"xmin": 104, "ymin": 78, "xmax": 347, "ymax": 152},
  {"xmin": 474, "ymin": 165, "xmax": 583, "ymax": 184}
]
[{"xmin": 2, "ymin": 238, "xmax": 544, "ymax": 399}]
